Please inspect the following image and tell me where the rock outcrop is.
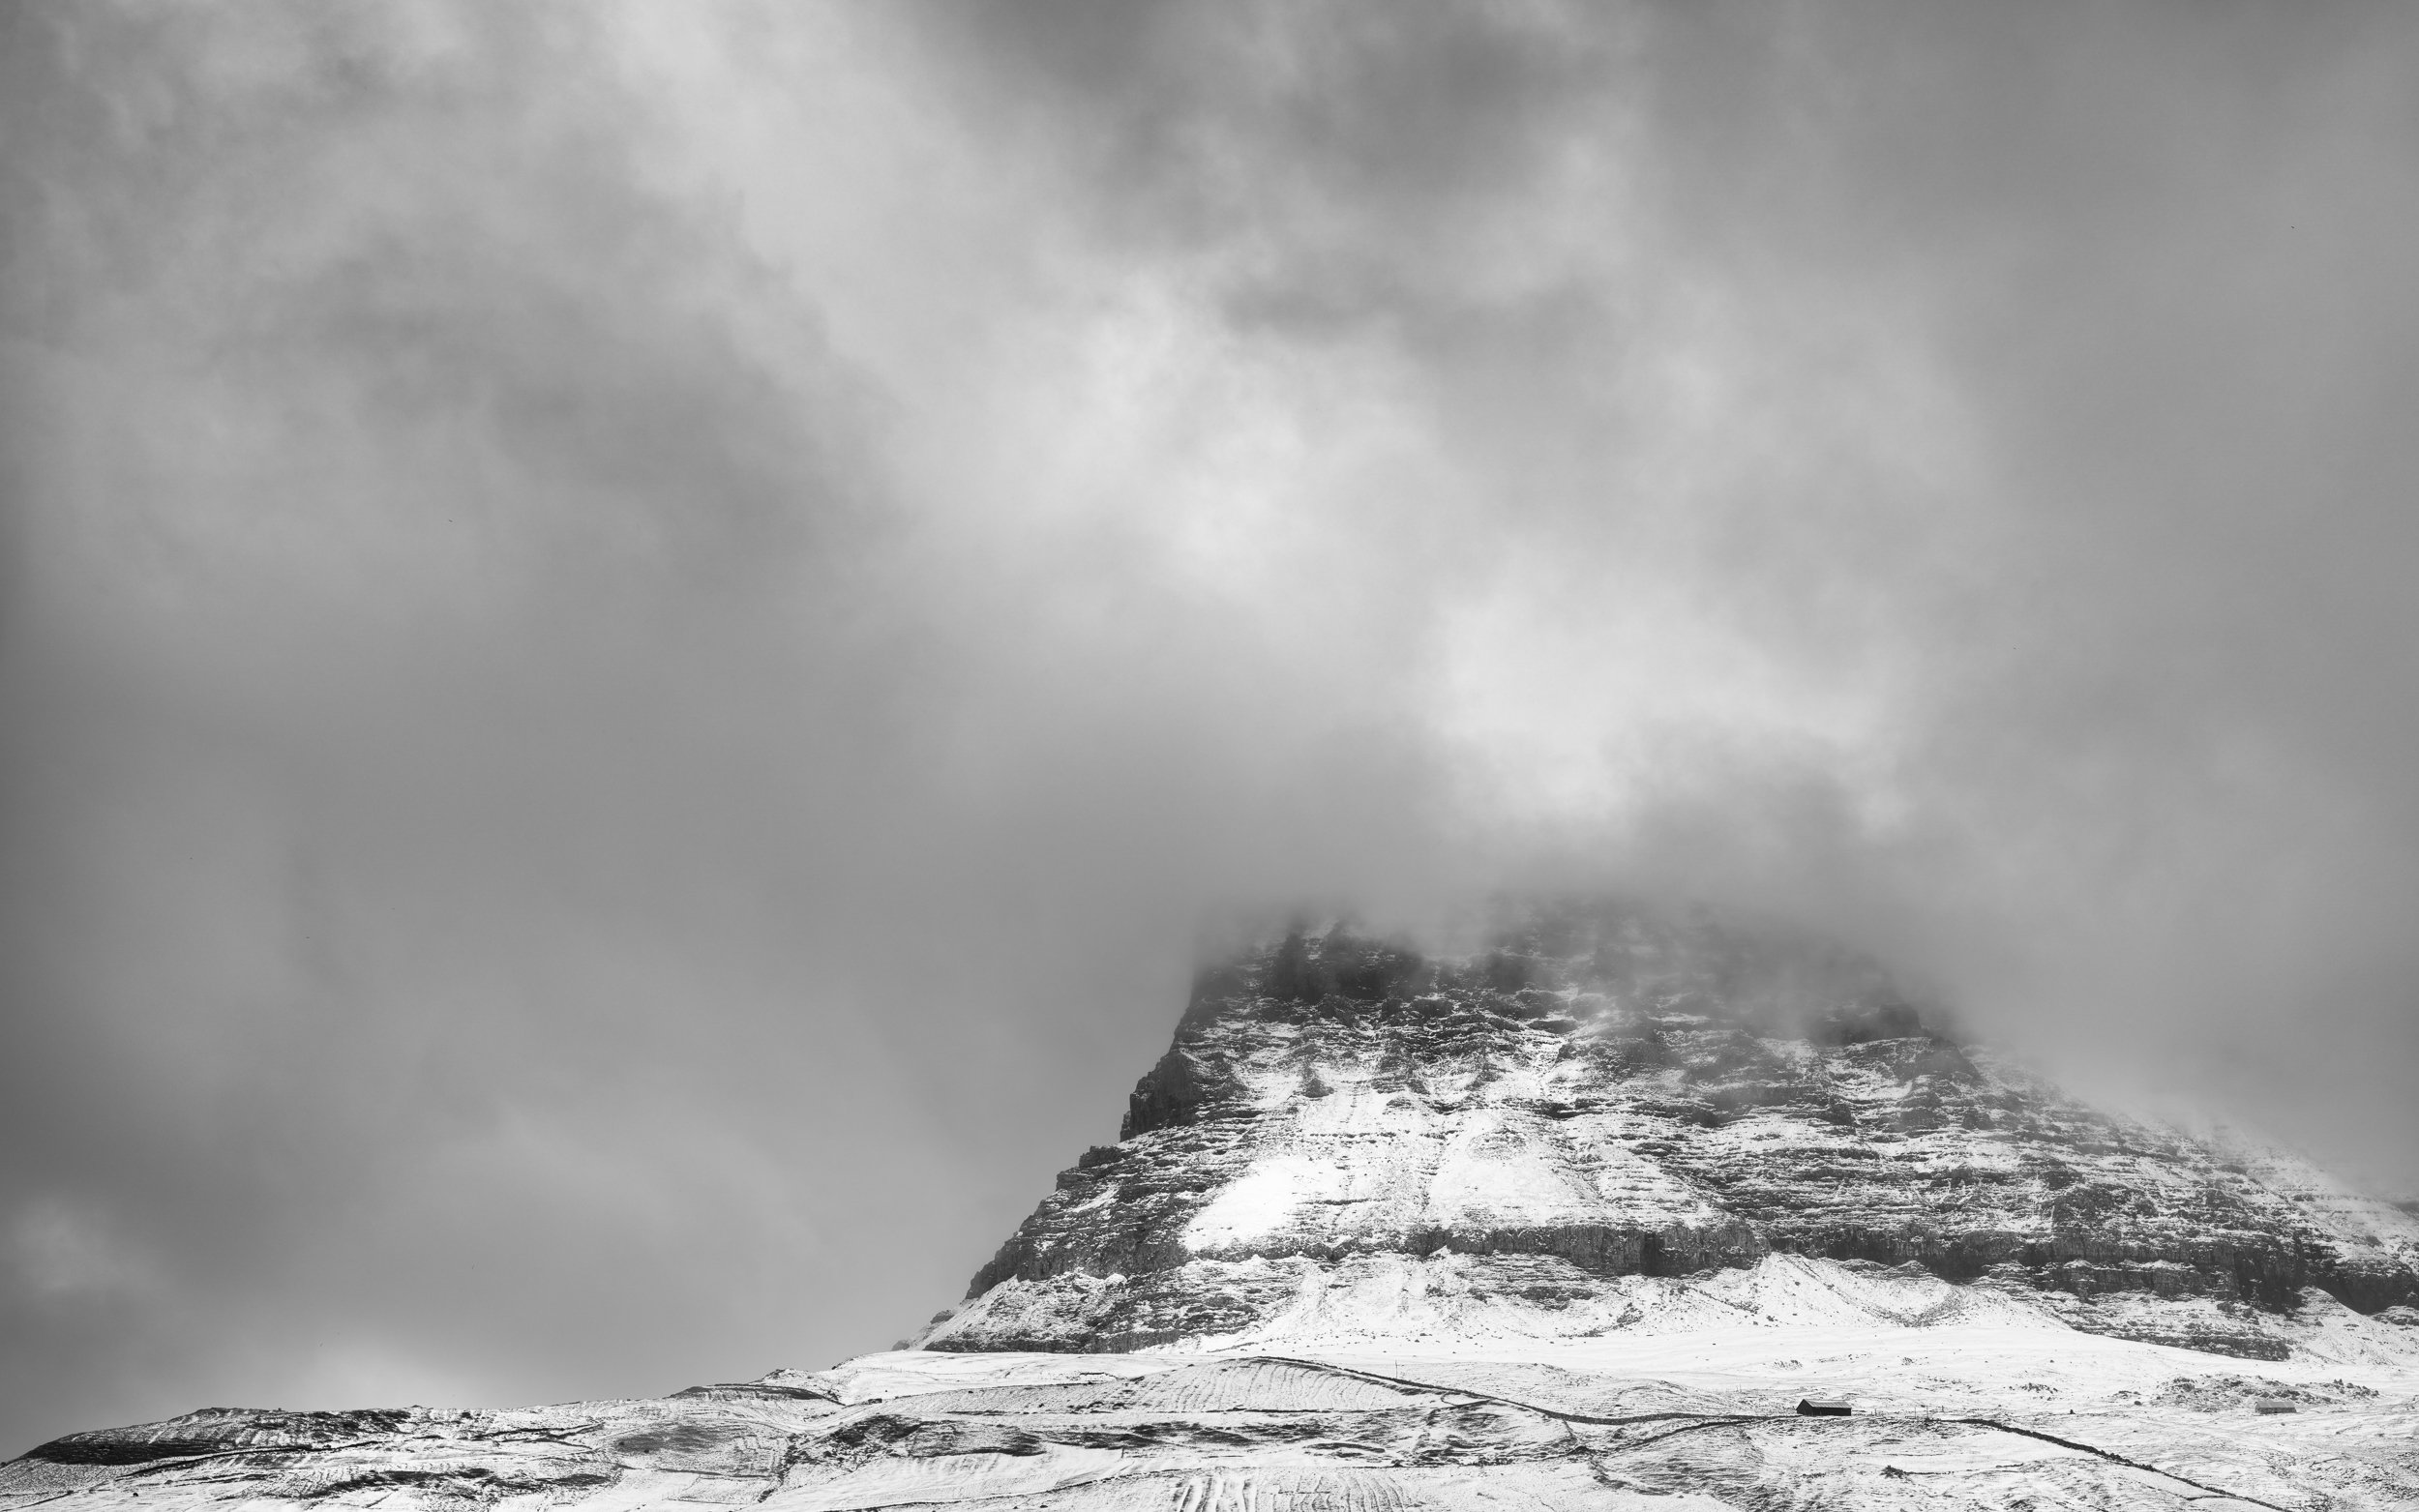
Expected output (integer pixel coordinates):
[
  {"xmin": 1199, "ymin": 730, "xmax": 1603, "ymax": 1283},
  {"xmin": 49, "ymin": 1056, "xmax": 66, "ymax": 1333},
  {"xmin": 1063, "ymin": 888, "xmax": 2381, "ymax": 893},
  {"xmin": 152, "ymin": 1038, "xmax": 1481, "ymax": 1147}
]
[{"xmin": 925, "ymin": 902, "xmax": 2419, "ymax": 1359}]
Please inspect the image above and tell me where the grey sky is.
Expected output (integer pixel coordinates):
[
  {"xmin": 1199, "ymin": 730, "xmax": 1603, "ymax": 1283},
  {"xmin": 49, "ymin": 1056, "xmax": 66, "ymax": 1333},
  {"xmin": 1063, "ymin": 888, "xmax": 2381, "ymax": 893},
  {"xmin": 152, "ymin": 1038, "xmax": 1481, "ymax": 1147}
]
[{"xmin": 6, "ymin": 0, "xmax": 2418, "ymax": 1456}]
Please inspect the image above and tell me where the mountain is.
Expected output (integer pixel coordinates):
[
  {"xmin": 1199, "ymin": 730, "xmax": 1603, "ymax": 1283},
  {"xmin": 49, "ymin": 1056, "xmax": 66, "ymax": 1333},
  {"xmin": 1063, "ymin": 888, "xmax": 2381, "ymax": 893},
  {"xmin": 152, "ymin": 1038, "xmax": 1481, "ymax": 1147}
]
[
  {"xmin": 10, "ymin": 901, "xmax": 2419, "ymax": 1511},
  {"xmin": 922, "ymin": 903, "xmax": 2419, "ymax": 1362}
]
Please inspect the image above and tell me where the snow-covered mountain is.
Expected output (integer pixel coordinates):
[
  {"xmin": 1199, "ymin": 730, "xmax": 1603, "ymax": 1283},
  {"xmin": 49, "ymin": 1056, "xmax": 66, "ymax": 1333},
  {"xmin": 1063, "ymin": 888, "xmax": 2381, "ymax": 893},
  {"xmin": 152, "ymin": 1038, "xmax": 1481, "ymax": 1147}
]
[
  {"xmin": 926, "ymin": 903, "xmax": 2419, "ymax": 1363},
  {"xmin": 12, "ymin": 901, "xmax": 2419, "ymax": 1510}
]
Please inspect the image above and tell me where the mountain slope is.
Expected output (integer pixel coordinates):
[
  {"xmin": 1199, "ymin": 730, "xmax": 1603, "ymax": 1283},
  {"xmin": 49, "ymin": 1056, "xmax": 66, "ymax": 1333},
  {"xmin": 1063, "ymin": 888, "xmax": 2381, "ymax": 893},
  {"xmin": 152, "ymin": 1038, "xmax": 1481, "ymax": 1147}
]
[
  {"xmin": 14, "ymin": 1321, "xmax": 2419, "ymax": 1511},
  {"xmin": 924, "ymin": 904, "xmax": 2419, "ymax": 1358}
]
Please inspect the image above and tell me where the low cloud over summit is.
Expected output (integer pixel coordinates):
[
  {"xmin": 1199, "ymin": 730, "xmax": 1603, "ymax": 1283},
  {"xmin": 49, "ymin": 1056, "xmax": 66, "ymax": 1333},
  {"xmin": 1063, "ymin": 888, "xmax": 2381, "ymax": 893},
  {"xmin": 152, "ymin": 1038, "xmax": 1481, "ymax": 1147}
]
[{"xmin": 6, "ymin": 0, "xmax": 2419, "ymax": 1457}]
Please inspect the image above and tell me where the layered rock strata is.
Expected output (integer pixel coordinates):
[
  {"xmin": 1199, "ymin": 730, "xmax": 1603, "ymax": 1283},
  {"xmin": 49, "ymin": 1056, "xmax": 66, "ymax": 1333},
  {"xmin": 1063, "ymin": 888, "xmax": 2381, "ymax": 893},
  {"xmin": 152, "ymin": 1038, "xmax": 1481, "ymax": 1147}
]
[{"xmin": 925, "ymin": 904, "xmax": 2419, "ymax": 1357}]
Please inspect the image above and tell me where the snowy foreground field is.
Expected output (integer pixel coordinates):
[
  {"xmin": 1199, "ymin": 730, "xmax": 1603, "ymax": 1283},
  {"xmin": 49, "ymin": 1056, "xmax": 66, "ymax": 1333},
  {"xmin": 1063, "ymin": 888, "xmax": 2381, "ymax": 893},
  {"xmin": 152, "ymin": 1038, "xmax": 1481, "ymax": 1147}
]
[{"xmin": 10, "ymin": 1257, "xmax": 2418, "ymax": 1512}]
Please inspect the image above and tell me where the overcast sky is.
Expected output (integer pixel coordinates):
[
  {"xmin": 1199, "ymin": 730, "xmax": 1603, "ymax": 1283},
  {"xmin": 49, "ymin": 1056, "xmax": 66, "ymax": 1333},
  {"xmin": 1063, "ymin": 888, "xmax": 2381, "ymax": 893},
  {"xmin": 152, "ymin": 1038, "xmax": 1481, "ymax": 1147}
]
[{"xmin": 7, "ymin": 0, "xmax": 2419, "ymax": 1454}]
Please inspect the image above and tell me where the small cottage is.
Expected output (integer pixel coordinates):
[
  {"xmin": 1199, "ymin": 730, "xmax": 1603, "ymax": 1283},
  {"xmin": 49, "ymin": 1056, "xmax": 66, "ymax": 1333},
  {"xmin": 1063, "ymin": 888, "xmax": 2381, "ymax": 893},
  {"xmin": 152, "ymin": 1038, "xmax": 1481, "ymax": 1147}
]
[{"xmin": 1796, "ymin": 1399, "xmax": 1852, "ymax": 1417}]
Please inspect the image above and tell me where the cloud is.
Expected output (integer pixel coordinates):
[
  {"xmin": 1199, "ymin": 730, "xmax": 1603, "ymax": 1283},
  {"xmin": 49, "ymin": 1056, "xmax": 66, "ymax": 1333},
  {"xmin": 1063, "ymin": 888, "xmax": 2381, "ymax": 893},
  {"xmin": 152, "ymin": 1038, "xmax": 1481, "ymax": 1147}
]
[
  {"xmin": 9, "ymin": 1201, "xmax": 162, "ymax": 1302},
  {"xmin": 5, "ymin": 0, "xmax": 2418, "ymax": 1454}
]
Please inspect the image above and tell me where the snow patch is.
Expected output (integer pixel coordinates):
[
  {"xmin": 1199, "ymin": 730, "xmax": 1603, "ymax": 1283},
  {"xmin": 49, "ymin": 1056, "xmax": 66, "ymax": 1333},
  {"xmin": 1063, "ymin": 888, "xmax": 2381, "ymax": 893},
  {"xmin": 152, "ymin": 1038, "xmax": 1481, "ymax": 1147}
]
[{"xmin": 1184, "ymin": 1156, "xmax": 1343, "ymax": 1249}]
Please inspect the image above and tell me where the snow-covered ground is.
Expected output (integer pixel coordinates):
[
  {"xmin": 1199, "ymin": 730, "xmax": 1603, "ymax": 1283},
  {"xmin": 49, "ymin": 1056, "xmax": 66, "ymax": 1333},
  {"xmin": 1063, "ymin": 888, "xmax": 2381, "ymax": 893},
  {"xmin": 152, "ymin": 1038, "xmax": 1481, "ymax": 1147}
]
[{"xmin": 13, "ymin": 1255, "xmax": 2417, "ymax": 1511}]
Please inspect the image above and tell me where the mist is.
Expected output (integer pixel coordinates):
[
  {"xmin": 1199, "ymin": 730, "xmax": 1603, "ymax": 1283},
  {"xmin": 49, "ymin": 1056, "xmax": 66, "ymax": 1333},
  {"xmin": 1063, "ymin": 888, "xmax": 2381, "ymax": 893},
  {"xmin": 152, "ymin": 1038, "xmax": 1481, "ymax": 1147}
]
[{"xmin": 5, "ymin": 0, "xmax": 2418, "ymax": 1454}]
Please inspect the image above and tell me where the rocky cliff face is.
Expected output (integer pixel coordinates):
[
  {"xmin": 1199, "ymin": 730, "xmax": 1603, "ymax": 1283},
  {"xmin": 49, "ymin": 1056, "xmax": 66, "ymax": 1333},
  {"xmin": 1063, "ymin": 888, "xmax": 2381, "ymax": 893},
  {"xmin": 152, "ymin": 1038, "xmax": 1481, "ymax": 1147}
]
[{"xmin": 923, "ymin": 903, "xmax": 2419, "ymax": 1358}]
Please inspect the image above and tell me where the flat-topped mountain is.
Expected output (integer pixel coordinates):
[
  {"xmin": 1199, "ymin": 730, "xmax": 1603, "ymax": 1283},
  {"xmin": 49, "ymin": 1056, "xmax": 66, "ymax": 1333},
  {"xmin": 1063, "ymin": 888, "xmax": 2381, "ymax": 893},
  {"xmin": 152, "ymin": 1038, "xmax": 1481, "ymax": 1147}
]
[
  {"xmin": 12, "ymin": 900, "xmax": 2419, "ymax": 1511},
  {"xmin": 925, "ymin": 903, "xmax": 2419, "ymax": 1359}
]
